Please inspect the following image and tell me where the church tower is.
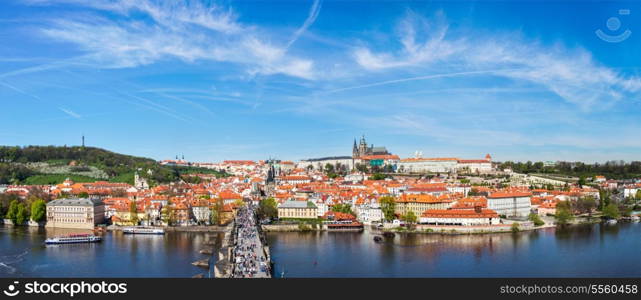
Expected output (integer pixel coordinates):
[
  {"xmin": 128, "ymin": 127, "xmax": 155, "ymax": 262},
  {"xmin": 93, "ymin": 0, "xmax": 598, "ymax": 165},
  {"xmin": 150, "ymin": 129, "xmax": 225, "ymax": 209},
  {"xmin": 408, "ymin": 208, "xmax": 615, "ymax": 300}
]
[
  {"xmin": 358, "ymin": 135, "xmax": 368, "ymax": 157},
  {"xmin": 352, "ymin": 139, "xmax": 358, "ymax": 158}
]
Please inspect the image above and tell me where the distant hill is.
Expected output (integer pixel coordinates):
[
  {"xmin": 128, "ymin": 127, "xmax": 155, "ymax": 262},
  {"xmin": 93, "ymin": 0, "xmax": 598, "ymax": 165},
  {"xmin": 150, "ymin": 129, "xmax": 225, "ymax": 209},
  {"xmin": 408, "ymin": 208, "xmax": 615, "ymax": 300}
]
[{"xmin": 0, "ymin": 146, "xmax": 227, "ymax": 185}]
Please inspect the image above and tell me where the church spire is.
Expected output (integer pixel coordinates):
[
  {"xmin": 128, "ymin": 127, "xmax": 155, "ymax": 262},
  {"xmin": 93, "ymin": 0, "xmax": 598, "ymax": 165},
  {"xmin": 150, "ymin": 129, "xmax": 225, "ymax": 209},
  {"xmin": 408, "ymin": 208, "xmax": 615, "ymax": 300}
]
[{"xmin": 352, "ymin": 139, "xmax": 358, "ymax": 158}]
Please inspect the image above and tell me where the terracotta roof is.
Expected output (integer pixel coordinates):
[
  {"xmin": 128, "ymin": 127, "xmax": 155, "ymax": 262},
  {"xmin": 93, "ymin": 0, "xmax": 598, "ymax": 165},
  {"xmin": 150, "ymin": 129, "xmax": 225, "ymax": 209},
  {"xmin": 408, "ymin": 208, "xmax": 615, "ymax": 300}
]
[
  {"xmin": 488, "ymin": 191, "xmax": 532, "ymax": 198},
  {"xmin": 421, "ymin": 209, "xmax": 498, "ymax": 218}
]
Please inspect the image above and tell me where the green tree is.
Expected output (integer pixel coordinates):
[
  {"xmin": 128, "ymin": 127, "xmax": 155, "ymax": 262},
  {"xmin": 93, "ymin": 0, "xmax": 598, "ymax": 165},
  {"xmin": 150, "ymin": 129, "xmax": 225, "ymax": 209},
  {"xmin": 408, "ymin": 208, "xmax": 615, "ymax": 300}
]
[
  {"xmin": 210, "ymin": 200, "xmax": 221, "ymax": 225},
  {"xmin": 15, "ymin": 203, "xmax": 28, "ymax": 225},
  {"xmin": 576, "ymin": 196, "xmax": 597, "ymax": 216},
  {"xmin": 555, "ymin": 201, "xmax": 574, "ymax": 226},
  {"xmin": 30, "ymin": 199, "xmax": 47, "ymax": 222},
  {"xmin": 371, "ymin": 173, "xmax": 386, "ymax": 180},
  {"xmin": 467, "ymin": 188, "xmax": 480, "ymax": 196},
  {"xmin": 331, "ymin": 203, "xmax": 354, "ymax": 215},
  {"xmin": 161, "ymin": 206, "xmax": 174, "ymax": 226},
  {"xmin": 129, "ymin": 200, "xmax": 138, "ymax": 224},
  {"xmin": 258, "ymin": 197, "xmax": 278, "ymax": 220},
  {"xmin": 528, "ymin": 213, "xmax": 545, "ymax": 226},
  {"xmin": 578, "ymin": 176, "xmax": 586, "ymax": 188},
  {"xmin": 602, "ymin": 203, "xmax": 620, "ymax": 219},
  {"xmin": 379, "ymin": 196, "xmax": 396, "ymax": 222},
  {"xmin": 636, "ymin": 190, "xmax": 641, "ymax": 201},
  {"xmin": 598, "ymin": 190, "xmax": 611, "ymax": 210},
  {"xmin": 511, "ymin": 222, "xmax": 520, "ymax": 233},
  {"xmin": 5, "ymin": 200, "xmax": 19, "ymax": 222},
  {"xmin": 78, "ymin": 191, "xmax": 89, "ymax": 198},
  {"xmin": 324, "ymin": 163, "xmax": 335, "ymax": 174},
  {"xmin": 401, "ymin": 210, "xmax": 417, "ymax": 225},
  {"xmin": 355, "ymin": 163, "xmax": 369, "ymax": 173}
]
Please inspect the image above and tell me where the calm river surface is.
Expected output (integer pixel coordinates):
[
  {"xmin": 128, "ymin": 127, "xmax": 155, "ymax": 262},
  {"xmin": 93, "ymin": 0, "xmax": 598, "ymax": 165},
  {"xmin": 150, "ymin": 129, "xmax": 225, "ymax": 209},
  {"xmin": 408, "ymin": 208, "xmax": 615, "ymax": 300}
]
[
  {"xmin": 0, "ymin": 226, "xmax": 221, "ymax": 278},
  {"xmin": 267, "ymin": 223, "xmax": 641, "ymax": 278},
  {"xmin": 2, "ymin": 223, "xmax": 640, "ymax": 277}
]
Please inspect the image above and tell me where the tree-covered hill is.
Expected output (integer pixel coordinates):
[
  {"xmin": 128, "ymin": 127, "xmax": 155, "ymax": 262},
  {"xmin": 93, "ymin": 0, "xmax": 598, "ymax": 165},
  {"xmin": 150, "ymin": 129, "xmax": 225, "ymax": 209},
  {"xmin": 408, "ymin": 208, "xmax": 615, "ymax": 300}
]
[
  {"xmin": 0, "ymin": 146, "xmax": 227, "ymax": 185},
  {"xmin": 498, "ymin": 160, "xmax": 641, "ymax": 180}
]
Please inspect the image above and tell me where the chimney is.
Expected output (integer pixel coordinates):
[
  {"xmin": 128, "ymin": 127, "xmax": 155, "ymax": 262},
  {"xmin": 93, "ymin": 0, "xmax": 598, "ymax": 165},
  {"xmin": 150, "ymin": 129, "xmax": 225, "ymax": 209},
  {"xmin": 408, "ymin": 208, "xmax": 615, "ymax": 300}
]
[{"xmin": 474, "ymin": 206, "xmax": 482, "ymax": 214}]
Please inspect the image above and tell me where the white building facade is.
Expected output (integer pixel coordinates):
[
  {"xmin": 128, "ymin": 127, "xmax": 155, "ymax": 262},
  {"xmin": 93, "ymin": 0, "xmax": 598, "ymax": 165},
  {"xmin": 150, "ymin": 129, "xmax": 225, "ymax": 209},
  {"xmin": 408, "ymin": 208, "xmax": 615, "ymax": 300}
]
[{"xmin": 487, "ymin": 192, "xmax": 532, "ymax": 218}]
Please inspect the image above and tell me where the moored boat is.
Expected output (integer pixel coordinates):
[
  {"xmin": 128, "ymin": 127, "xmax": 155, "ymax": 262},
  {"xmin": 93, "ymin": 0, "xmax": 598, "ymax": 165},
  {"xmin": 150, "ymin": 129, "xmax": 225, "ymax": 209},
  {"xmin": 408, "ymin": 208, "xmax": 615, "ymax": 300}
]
[
  {"xmin": 45, "ymin": 234, "xmax": 101, "ymax": 245},
  {"xmin": 606, "ymin": 219, "xmax": 618, "ymax": 225},
  {"xmin": 326, "ymin": 221, "xmax": 364, "ymax": 232},
  {"xmin": 122, "ymin": 227, "xmax": 165, "ymax": 235}
]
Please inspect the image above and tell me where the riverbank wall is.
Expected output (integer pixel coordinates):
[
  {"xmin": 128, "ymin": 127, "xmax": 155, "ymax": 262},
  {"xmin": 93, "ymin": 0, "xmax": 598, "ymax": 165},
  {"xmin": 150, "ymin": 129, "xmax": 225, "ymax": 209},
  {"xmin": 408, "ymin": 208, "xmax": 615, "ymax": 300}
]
[
  {"xmin": 379, "ymin": 222, "xmax": 559, "ymax": 235},
  {"xmin": 262, "ymin": 224, "xmax": 323, "ymax": 232},
  {"xmin": 165, "ymin": 225, "xmax": 229, "ymax": 233},
  {"xmin": 108, "ymin": 225, "xmax": 229, "ymax": 233}
]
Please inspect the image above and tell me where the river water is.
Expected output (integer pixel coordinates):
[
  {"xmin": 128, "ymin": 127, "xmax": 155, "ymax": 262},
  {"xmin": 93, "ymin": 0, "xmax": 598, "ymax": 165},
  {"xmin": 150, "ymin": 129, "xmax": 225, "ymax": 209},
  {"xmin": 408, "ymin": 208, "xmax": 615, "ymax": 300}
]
[
  {"xmin": 2, "ymin": 223, "xmax": 640, "ymax": 278},
  {"xmin": 0, "ymin": 226, "xmax": 221, "ymax": 278},
  {"xmin": 267, "ymin": 223, "xmax": 641, "ymax": 278}
]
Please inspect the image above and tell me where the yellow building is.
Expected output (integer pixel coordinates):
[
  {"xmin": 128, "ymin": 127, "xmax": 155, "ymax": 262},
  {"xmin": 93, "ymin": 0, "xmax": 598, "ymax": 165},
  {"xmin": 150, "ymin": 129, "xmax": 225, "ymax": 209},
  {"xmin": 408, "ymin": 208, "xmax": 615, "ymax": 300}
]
[
  {"xmin": 278, "ymin": 200, "xmax": 318, "ymax": 219},
  {"xmin": 394, "ymin": 194, "xmax": 453, "ymax": 217}
]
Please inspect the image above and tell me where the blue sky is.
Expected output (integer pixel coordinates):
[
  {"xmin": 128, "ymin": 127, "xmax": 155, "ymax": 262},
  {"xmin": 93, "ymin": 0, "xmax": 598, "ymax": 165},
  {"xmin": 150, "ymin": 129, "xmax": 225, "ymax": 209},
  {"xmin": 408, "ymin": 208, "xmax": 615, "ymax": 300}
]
[{"xmin": 1, "ymin": 0, "xmax": 640, "ymax": 163}]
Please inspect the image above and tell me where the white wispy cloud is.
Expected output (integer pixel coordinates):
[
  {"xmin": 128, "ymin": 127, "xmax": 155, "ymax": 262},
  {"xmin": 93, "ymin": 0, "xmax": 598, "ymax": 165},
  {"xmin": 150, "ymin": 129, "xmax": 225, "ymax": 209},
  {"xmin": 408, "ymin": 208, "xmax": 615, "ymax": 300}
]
[
  {"xmin": 351, "ymin": 10, "xmax": 641, "ymax": 109},
  {"xmin": 30, "ymin": 0, "xmax": 316, "ymax": 79},
  {"xmin": 58, "ymin": 107, "xmax": 81, "ymax": 119},
  {"xmin": 320, "ymin": 69, "xmax": 518, "ymax": 95},
  {"xmin": 285, "ymin": 0, "xmax": 323, "ymax": 50},
  {"xmin": 0, "ymin": 81, "xmax": 42, "ymax": 100}
]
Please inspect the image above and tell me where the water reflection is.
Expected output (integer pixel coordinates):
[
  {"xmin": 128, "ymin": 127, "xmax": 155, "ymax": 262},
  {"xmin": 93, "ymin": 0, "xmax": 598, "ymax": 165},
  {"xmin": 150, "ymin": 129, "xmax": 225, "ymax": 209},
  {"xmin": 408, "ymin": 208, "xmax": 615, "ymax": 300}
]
[
  {"xmin": 3, "ymin": 223, "xmax": 640, "ymax": 278},
  {"xmin": 0, "ymin": 226, "xmax": 222, "ymax": 278},
  {"xmin": 267, "ymin": 223, "xmax": 641, "ymax": 278}
]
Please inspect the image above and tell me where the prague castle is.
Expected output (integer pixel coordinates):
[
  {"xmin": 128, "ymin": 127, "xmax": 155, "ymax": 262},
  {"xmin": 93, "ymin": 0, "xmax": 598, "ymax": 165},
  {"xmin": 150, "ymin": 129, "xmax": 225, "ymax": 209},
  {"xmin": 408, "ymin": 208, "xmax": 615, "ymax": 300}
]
[{"xmin": 352, "ymin": 135, "xmax": 390, "ymax": 158}]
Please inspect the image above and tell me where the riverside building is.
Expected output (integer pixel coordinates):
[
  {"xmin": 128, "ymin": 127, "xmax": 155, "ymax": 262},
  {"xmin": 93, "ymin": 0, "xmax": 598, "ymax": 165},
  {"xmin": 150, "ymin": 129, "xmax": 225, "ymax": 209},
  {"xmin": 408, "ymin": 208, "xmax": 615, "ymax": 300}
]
[{"xmin": 45, "ymin": 197, "xmax": 105, "ymax": 229}]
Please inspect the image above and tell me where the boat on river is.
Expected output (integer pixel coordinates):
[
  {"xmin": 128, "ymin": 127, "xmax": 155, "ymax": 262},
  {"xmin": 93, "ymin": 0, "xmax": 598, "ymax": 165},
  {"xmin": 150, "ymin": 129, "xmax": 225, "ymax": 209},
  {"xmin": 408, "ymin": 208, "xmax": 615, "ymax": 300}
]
[{"xmin": 45, "ymin": 234, "xmax": 101, "ymax": 245}]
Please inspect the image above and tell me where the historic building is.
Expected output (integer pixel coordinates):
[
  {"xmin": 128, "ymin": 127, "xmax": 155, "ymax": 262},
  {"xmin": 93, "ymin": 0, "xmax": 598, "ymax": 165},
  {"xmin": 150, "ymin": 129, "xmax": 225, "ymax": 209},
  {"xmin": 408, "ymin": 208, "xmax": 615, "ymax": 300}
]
[
  {"xmin": 394, "ymin": 194, "xmax": 454, "ymax": 217},
  {"xmin": 277, "ymin": 200, "xmax": 318, "ymax": 219},
  {"xmin": 419, "ymin": 207, "xmax": 500, "ymax": 226},
  {"xmin": 486, "ymin": 191, "xmax": 532, "ymax": 218},
  {"xmin": 45, "ymin": 197, "xmax": 105, "ymax": 229},
  {"xmin": 352, "ymin": 135, "xmax": 389, "ymax": 158}
]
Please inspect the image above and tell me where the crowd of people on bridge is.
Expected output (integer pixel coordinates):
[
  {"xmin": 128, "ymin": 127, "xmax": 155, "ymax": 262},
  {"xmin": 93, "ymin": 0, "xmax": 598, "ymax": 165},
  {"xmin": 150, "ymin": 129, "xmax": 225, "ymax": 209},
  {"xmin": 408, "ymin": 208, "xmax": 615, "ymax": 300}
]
[{"xmin": 232, "ymin": 204, "xmax": 269, "ymax": 278}]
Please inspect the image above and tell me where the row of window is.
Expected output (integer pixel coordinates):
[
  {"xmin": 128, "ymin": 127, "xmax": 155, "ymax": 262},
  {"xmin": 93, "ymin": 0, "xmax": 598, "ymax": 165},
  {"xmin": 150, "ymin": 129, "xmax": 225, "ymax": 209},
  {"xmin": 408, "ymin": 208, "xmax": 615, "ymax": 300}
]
[
  {"xmin": 50, "ymin": 218, "xmax": 92, "ymax": 223},
  {"xmin": 49, "ymin": 207, "xmax": 91, "ymax": 212}
]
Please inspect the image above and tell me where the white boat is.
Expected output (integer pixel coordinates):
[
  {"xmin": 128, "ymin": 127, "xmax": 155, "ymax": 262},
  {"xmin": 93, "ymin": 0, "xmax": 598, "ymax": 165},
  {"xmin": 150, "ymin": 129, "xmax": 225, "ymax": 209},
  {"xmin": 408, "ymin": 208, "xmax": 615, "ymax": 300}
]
[
  {"xmin": 122, "ymin": 227, "xmax": 165, "ymax": 235},
  {"xmin": 606, "ymin": 219, "xmax": 618, "ymax": 225},
  {"xmin": 45, "ymin": 234, "xmax": 101, "ymax": 245}
]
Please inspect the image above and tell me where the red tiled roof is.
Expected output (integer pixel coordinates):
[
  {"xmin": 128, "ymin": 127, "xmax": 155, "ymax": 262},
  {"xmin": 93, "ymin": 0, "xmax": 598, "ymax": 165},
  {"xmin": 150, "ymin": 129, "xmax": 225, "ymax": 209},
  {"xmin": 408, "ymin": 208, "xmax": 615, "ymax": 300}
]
[
  {"xmin": 421, "ymin": 209, "xmax": 498, "ymax": 218},
  {"xmin": 488, "ymin": 192, "xmax": 532, "ymax": 198}
]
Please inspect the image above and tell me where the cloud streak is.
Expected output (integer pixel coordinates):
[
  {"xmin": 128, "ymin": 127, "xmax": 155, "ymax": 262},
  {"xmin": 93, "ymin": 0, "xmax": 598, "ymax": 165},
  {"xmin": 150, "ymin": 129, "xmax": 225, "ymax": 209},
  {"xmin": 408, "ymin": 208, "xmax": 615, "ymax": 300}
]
[
  {"xmin": 58, "ymin": 107, "xmax": 81, "ymax": 119},
  {"xmin": 32, "ymin": 0, "xmax": 316, "ymax": 79},
  {"xmin": 285, "ymin": 0, "xmax": 322, "ymax": 50},
  {"xmin": 352, "ymin": 10, "xmax": 641, "ymax": 110}
]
